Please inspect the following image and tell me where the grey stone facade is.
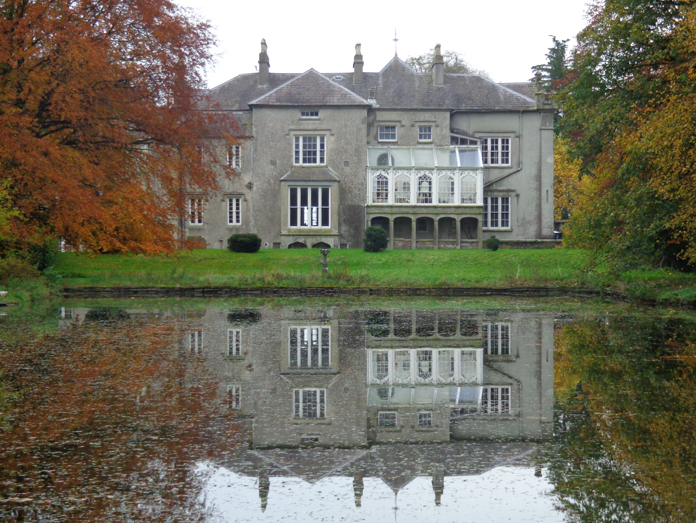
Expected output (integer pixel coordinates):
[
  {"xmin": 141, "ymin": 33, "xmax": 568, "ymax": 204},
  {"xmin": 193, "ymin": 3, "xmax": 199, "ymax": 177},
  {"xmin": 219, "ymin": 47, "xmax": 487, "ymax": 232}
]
[{"xmin": 186, "ymin": 41, "xmax": 555, "ymax": 249}]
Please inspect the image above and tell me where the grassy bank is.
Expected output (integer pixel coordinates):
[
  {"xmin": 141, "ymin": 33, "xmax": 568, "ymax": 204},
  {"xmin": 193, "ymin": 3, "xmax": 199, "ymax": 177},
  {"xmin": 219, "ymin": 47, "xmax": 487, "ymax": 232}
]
[{"xmin": 55, "ymin": 248, "xmax": 597, "ymax": 288}]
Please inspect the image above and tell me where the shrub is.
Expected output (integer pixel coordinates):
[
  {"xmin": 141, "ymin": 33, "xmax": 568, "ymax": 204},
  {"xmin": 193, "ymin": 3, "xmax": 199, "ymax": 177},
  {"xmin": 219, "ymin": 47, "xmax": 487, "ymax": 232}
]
[
  {"xmin": 0, "ymin": 256, "xmax": 40, "ymax": 284},
  {"xmin": 29, "ymin": 239, "xmax": 59, "ymax": 271},
  {"xmin": 484, "ymin": 235, "xmax": 501, "ymax": 251},
  {"xmin": 227, "ymin": 233, "xmax": 262, "ymax": 253},
  {"xmin": 364, "ymin": 226, "xmax": 388, "ymax": 252}
]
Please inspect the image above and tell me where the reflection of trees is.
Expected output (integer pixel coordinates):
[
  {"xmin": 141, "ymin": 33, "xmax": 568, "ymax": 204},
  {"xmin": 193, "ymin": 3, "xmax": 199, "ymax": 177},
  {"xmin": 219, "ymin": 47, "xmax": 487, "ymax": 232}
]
[
  {"xmin": 0, "ymin": 316, "xmax": 244, "ymax": 521},
  {"xmin": 548, "ymin": 316, "xmax": 696, "ymax": 522}
]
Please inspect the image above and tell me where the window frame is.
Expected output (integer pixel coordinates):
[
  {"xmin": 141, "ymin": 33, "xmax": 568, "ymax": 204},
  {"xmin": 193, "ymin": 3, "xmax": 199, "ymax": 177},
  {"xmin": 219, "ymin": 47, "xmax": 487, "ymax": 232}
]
[
  {"xmin": 293, "ymin": 135, "xmax": 326, "ymax": 166},
  {"xmin": 378, "ymin": 125, "xmax": 397, "ymax": 142},
  {"xmin": 189, "ymin": 330, "xmax": 203, "ymax": 354},
  {"xmin": 480, "ymin": 137, "xmax": 511, "ymax": 166},
  {"xmin": 188, "ymin": 197, "xmax": 203, "ymax": 225},
  {"xmin": 483, "ymin": 322, "xmax": 511, "ymax": 355},
  {"xmin": 227, "ymin": 145, "xmax": 241, "ymax": 169},
  {"xmin": 289, "ymin": 186, "xmax": 331, "ymax": 228},
  {"xmin": 483, "ymin": 196, "xmax": 511, "ymax": 229},
  {"xmin": 300, "ymin": 110, "xmax": 319, "ymax": 119},
  {"xmin": 227, "ymin": 196, "xmax": 242, "ymax": 225},
  {"xmin": 418, "ymin": 411, "xmax": 433, "ymax": 427},
  {"xmin": 227, "ymin": 384, "xmax": 241, "ymax": 409},
  {"xmin": 482, "ymin": 386, "xmax": 511, "ymax": 414},
  {"xmin": 293, "ymin": 388, "xmax": 326, "ymax": 419},
  {"xmin": 378, "ymin": 411, "xmax": 397, "ymax": 427},
  {"xmin": 289, "ymin": 326, "xmax": 331, "ymax": 368},
  {"xmin": 418, "ymin": 125, "xmax": 433, "ymax": 143},
  {"xmin": 228, "ymin": 328, "xmax": 242, "ymax": 357}
]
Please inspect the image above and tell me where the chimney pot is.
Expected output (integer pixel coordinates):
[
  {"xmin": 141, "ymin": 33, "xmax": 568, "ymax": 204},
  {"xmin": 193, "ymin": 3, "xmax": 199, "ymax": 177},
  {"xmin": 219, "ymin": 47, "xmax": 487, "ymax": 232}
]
[
  {"xmin": 258, "ymin": 38, "xmax": 270, "ymax": 86},
  {"xmin": 353, "ymin": 42, "xmax": 364, "ymax": 84}
]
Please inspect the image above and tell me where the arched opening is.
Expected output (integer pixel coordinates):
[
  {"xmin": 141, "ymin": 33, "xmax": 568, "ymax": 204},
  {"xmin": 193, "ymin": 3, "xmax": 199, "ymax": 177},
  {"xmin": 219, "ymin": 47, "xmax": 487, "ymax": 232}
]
[
  {"xmin": 371, "ymin": 216, "xmax": 389, "ymax": 232},
  {"xmin": 311, "ymin": 241, "xmax": 331, "ymax": 249},
  {"xmin": 438, "ymin": 217, "xmax": 457, "ymax": 240},
  {"xmin": 461, "ymin": 217, "xmax": 478, "ymax": 239},
  {"xmin": 377, "ymin": 153, "xmax": 394, "ymax": 167},
  {"xmin": 416, "ymin": 217, "xmax": 434, "ymax": 240},
  {"xmin": 372, "ymin": 173, "xmax": 389, "ymax": 203},
  {"xmin": 288, "ymin": 241, "xmax": 307, "ymax": 249},
  {"xmin": 393, "ymin": 217, "xmax": 412, "ymax": 239}
]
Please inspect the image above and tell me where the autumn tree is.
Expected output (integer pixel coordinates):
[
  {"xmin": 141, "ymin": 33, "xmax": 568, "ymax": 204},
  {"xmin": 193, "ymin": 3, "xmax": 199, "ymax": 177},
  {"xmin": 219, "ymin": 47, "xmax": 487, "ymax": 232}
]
[
  {"xmin": 556, "ymin": 0, "xmax": 695, "ymax": 269},
  {"xmin": 0, "ymin": 0, "xmax": 237, "ymax": 254},
  {"xmin": 406, "ymin": 48, "xmax": 489, "ymax": 77}
]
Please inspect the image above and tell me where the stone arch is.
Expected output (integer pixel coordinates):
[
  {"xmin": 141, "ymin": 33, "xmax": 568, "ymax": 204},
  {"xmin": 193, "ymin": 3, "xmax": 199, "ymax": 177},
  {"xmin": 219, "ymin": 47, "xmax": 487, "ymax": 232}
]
[
  {"xmin": 438, "ymin": 217, "xmax": 457, "ymax": 240},
  {"xmin": 288, "ymin": 241, "xmax": 307, "ymax": 249},
  {"xmin": 370, "ymin": 216, "xmax": 389, "ymax": 231},
  {"xmin": 393, "ymin": 217, "xmax": 412, "ymax": 239},
  {"xmin": 416, "ymin": 217, "xmax": 434, "ymax": 240},
  {"xmin": 460, "ymin": 217, "xmax": 478, "ymax": 239},
  {"xmin": 311, "ymin": 241, "xmax": 331, "ymax": 249}
]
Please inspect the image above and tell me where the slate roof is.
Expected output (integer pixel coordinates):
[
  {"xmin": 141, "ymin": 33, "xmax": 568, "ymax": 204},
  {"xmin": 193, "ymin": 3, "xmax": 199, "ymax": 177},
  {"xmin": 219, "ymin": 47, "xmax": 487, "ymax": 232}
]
[{"xmin": 208, "ymin": 56, "xmax": 538, "ymax": 112}]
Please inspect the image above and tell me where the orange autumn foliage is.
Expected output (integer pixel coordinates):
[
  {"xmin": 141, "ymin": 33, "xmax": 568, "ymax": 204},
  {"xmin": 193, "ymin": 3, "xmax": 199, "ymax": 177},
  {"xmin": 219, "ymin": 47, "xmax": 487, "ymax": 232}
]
[{"xmin": 0, "ymin": 0, "xmax": 238, "ymax": 253}]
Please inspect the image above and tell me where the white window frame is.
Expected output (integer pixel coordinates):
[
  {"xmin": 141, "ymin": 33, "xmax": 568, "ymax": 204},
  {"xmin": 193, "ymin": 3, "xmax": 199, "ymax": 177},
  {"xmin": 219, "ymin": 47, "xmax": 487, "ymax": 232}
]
[
  {"xmin": 188, "ymin": 198, "xmax": 203, "ymax": 225},
  {"xmin": 227, "ymin": 145, "xmax": 241, "ymax": 169},
  {"xmin": 300, "ymin": 110, "xmax": 319, "ymax": 119},
  {"xmin": 378, "ymin": 125, "xmax": 397, "ymax": 142},
  {"xmin": 227, "ymin": 384, "xmax": 241, "ymax": 409},
  {"xmin": 481, "ymin": 137, "xmax": 511, "ymax": 166},
  {"xmin": 227, "ymin": 197, "xmax": 242, "ymax": 225},
  {"xmin": 293, "ymin": 388, "xmax": 326, "ymax": 419},
  {"xmin": 228, "ymin": 329, "xmax": 241, "ymax": 357},
  {"xmin": 378, "ymin": 411, "xmax": 397, "ymax": 427},
  {"xmin": 369, "ymin": 348, "xmax": 483, "ymax": 385},
  {"xmin": 372, "ymin": 174, "xmax": 389, "ymax": 203},
  {"xmin": 483, "ymin": 196, "xmax": 511, "ymax": 229},
  {"xmin": 189, "ymin": 330, "xmax": 203, "ymax": 354},
  {"xmin": 418, "ymin": 125, "xmax": 433, "ymax": 142},
  {"xmin": 483, "ymin": 322, "xmax": 510, "ymax": 355},
  {"xmin": 482, "ymin": 386, "xmax": 511, "ymax": 414},
  {"xmin": 418, "ymin": 411, "xmax": 433, "ymax": 427},
  {"xmin": 289, "ymin": 186, "xmax": 331, "ymax": 228},
  {"xmin": 294, "ymin": 135, "xmax": 326, "ymax": 165},
  {"xmin": 289, "ymin": 326, "xmax": 331, "ymax": 368}
]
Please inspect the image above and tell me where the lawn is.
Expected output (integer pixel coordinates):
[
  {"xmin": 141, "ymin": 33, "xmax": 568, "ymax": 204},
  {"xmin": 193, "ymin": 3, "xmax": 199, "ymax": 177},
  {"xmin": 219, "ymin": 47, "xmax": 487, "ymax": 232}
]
[{"xmin": 54, "ymin": 248, "xmax": 597, "ymax": 288}]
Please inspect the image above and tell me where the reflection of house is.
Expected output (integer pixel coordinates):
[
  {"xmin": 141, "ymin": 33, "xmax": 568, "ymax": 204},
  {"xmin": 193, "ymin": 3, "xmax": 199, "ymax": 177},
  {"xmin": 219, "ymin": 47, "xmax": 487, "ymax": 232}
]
[{"xmin": 187, "ymin": 40, "xmax": 555, "ymax": 249}]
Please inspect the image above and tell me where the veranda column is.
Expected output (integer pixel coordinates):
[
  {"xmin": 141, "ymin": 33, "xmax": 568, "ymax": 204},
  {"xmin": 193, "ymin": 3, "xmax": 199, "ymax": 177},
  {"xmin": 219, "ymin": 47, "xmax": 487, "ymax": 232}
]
[
  {"xmin": 389, "ymin": 218, "xmax": 394, "ymax": 250},
  {"xmin": 477, "ymin": 217, "xmax": 484, "ymax": 249},
  {"xmin": 411, "ymin": 216, "xmax": 417, "ymax": 250},
  {"xmin": 456, "ymin": 217, "xmax": 461, "ymax": 249},
  {"xmin": 434, "ymin": 218, "xmax": 439, "ymax": 250}
]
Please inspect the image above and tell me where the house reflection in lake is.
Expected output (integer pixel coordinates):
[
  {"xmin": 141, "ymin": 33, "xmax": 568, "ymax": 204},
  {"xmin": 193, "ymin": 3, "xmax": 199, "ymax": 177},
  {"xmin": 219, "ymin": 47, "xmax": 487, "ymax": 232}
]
[{"xmin": 59, "ymin": 305, "xmax": 556, "ymax": 511}]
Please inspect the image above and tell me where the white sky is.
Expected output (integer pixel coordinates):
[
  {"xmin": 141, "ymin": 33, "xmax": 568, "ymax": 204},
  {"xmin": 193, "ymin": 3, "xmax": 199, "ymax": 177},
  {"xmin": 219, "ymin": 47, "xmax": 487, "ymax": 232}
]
[{"xmin": 175, "ymin": 0, "xmax": 591, "ymax": 89}]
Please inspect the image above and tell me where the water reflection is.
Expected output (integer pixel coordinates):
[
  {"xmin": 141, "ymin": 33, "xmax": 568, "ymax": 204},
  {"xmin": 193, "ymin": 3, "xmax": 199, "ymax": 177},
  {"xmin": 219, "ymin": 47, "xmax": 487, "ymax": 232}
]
[{"xmin": 1, "ymin": 303, "xmax": 694, "ymax": 522}]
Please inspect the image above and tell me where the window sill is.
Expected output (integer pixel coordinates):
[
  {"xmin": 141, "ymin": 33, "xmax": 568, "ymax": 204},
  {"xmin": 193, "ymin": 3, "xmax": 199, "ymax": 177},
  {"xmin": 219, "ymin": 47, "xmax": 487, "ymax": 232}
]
[
  {"xmin": 483, "ymin": 228, "xmax": 512, "ymax": 232},
  {"xmin": 290, "ymin": 418, "xmax": 331, "ymax": 425},
  {"xmin": 376, "ymin": 426, "xmax": 401, "ymax": 432},
  {"xmin": 281, "ymin": 369, "xmax": 338, "ymax": 375}
]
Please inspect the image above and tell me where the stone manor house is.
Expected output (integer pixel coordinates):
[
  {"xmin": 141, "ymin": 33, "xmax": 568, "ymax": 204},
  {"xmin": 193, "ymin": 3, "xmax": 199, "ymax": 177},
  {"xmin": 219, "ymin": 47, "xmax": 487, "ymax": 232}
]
[{"xmin": 187, "ymin": 41, "xmax": 555, "ymax": 249}]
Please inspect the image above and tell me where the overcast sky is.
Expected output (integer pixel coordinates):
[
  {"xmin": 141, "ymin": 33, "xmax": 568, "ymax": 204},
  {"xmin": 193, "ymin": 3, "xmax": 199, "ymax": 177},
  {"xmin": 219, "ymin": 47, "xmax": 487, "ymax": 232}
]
[{"xmin": 175, "ymin": 0, "xmax": 591, "ymax": 89}]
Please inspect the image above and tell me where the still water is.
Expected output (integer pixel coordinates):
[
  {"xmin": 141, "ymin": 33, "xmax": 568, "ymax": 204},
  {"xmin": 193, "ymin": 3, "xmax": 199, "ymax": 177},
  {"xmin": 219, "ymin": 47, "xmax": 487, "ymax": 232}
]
[{"xmin": 0, "ymin": 300, "xmax": 694, "ymax": 522}]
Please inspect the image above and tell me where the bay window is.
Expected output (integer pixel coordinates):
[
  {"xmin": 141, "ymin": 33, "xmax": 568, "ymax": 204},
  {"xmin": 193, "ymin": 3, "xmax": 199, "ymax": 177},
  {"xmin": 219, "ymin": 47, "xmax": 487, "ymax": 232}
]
[{"xmin": 289, "ymin": 186, "xmax": 330, "ymax": 228}]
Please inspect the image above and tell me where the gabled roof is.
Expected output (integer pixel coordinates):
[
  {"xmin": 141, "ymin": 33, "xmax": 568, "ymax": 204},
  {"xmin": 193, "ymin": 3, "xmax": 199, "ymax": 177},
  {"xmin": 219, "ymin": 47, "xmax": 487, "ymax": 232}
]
[
  {"xmin": 249, "ymin": 69, "xmax": 370, "ymax": 107},
  {"xmin": 208, "ymin": 59, "xmax": 538, "ymax": 112}
]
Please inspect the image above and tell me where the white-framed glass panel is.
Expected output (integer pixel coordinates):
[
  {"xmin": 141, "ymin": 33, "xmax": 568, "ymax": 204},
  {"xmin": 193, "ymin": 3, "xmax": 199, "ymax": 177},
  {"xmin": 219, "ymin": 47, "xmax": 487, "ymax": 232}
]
[
  {"xmin": 294, "ymin": 135, "xmax": 326, "ymax": 165},
  {"xmin": 483, "ymin": 197, "xmax": 510, "ymax": 229},
  {"xmin": 394, "ymin": 174, "xmax": 411, "ymax": 203},
  {"xmin": 450, "ymin": 134, "xmax": 480, "ymax": 146},
  {"xmin": 481, "ymin": 138, "xmax": 511, "ymax": 166},
  {"xmin": 378, "ymin": 125, "xmax": 397, "ymax": 142},
  {"xmin": 482, "ymin": 386, "xmax": 511, "ymax": 414},
  {"xmin": 417, "ymin": 174, "xmax": 432, "ymax": 204},
  {"xmin": 483, "ymin": 322, "xmax": 510, "ymax": 355},
  {"xmin": 377, "ymin": 153, "xmax": 392, "ymax": 167},
  {"xmin": 391, "ymin": 148, "xmax": 411, "ymax": 167},
  {"xmin": 227, "ymin": 197, "xmax": 241, "ymax": 225},
  {"xmin": 293, "ymin": 388, "xmax": 326, "ymax": 419},
  {"xmin": 289, "ymin": 327, "xmax": 330, "ymax": 368},
  {"xmin": 438, "ymin": 174, "xmax": 455, "ymax": 204},
  {"xmin": 228, "ymin": 329, "xmax": 241, "ymax": 356},
  {"xmin": 189, "ymin": 198, "xmax": 203, "ymax": 225},
  {"xmin": 460, "ymin": 174, "xmax": 477, "ymax": 204},
  {"xmin": 289, "ymin": 187, "xmax": 330, "ymax": 228},
  {"xmin": 418, "ymin": 125, "xmax": 433, "ymax": 142},
  {"xmin": 460, "ymin": 350, "xmax": 479, "ymax": 382},
  {"xmin": 368, "ymin": 148, "xmax": 390, "ymax": 166},
  {"xmin": 300, "ymin": 110, "xmax": 319, "ymax": 118},
  {"xmin": 412, "ymin": 148, "xmax": 435, "ymax": 167},
  {"xmin": 394, "ymin": 350, "xmax": 411, "ymax": 382},
  {"xmin": 418, "ymin": 411, "xmax": 433, "ymax": 427},
  {"xmin": 368, "ymin": 348, "xmax": 483, "ymax": 385},
  {"xmin": 378, "ymin": 411, "xmax": 397, "ymax": 427},
  {"xmin": 227, "ymin": 145, "xmax": 241, "ymax": 169},
  {"xmin": 227, "ymin": 385, "xmax": 241, "ymax": 409},
  {"xmin": 372, "ymin": 174, "xmax": 389, "ymax": 203},
  {"xmin": 416, "ymin": 350, "xmax": 433, "ymax": 381},
  {"xmin": 437, "ymin": 350, "xmax": 456, "ymax": 381},
  {"xmin": 372, "ymin": 350, "xmax": 389, "ymax": 382},
  {"xmin": 189, "ymin": 330, "xmax": 203, "ymax": 354}
]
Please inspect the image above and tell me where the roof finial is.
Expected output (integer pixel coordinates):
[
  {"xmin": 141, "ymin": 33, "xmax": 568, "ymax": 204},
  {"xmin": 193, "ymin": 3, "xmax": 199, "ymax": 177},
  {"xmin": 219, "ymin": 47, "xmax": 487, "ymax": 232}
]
[{"xmin": 393, "ymin": 29, "xmax": 399, "ymax": 55}]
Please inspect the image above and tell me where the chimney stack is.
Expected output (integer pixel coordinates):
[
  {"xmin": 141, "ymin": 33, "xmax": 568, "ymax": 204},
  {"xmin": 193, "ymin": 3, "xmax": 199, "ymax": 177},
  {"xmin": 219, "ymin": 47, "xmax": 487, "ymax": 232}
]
[
  {"xmin": 258, "ymin": 39, "xmax": 269, "ymax": 86},
  {"xmin": 353, "ymin": 43, "xmax": 364, "ymax": 84},
  {"xmin": 432, "ymin": 44, "xmax": 444, "ymax": 86}
]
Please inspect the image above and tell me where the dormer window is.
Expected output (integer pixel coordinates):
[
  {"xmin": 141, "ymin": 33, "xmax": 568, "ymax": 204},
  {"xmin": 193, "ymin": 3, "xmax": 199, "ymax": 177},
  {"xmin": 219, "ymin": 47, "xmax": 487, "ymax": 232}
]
[{"xmin": 301, "ymin": 110, "xmax": 319, "ymax": 119}]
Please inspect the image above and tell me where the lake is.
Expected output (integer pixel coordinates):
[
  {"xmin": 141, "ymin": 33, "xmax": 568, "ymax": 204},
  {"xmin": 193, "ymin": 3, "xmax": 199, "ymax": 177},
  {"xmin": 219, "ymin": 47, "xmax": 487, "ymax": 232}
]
[{"xmin": 1, "ymin": 298, "xmax": 694, "ymax": 522}]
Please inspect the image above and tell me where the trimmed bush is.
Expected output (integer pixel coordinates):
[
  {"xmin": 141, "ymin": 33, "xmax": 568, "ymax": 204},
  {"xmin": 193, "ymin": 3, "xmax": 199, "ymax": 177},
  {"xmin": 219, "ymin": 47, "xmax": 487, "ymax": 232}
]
[
  {"xmin": 364, "ymin": 226, "xmax": 388, "ymax": 252},
  {"xmin": 227, "ymin": 233, "xmax": 262, "ymax": 253},
  {"xmin": 484, "ymin": 235, "xmax": 501, "ymax": 251}
]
